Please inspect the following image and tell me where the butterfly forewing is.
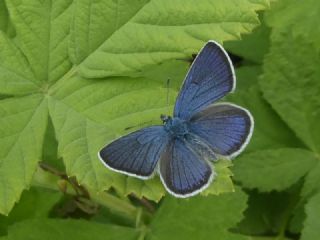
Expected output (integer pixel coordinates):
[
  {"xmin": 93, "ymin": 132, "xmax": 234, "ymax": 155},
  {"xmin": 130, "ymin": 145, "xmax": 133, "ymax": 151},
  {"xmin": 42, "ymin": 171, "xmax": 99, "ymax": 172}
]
[
  {"xmin": 99, "ymin": 126, "xmax": 169, "ymax": 178},
  {"xmin": 188, "ymin": 103, "xmax": 254, "ymax": 158},
  {"xmin": 174, "ymin": 41, "xmax": 235, "ymax": 120}
]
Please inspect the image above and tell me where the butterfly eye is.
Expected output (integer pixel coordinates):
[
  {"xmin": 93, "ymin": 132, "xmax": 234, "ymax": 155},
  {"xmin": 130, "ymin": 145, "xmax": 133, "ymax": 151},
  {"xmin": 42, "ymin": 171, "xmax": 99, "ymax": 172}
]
[{"xmin": 160, "ymin": 114, "xmax": 169, "ymax": 123}]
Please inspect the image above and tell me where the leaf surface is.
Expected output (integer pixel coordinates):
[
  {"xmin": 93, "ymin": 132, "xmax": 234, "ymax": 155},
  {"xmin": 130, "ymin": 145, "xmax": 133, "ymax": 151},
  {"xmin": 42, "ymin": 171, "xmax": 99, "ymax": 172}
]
[
  {"xmin": 73, "ymin": 0, "xmax": 270, "ymax": 77},
  {"xmin": 301, "ymin": 192, "xmax": 320, "ymax": 240},
  {"xmin": 233, "ymin": 148, "xmax": 317, "ymax": 191},
  {"xmin": 0, "ymin": 95, "xmax": 48, "ymax": 215},
  {"xmin": 3, "ymin": 219, "xmax": 138, "ymax": 240},
  {"xmin": 6, "ymin": 0, "xmax": 73, "ymax": 83},
  {"xmin": 148, "ymin": 188, "xmax": 248, "ymax": 240}
]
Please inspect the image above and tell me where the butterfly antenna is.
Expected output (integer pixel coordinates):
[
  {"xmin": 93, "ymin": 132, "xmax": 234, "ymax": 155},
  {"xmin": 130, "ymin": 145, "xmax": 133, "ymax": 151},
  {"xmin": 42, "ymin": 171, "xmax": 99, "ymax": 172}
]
[{"xmin": 166, "ymin": 78, "xmax": 170, "ymax": 115}]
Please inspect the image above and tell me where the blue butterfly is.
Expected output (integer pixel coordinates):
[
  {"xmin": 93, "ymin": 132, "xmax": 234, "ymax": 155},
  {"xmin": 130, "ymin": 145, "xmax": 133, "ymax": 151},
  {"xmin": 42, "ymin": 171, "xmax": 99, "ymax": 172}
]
[{"xmin": 98, "ymin": 41, "xmax": 254, "ymax": 198}]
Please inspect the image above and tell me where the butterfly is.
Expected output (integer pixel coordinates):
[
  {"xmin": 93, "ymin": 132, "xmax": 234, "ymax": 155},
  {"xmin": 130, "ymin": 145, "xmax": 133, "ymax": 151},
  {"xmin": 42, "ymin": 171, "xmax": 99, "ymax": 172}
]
[{"xmin": 98, "ymin": 41, "xmax": 254, "ymax": 198}]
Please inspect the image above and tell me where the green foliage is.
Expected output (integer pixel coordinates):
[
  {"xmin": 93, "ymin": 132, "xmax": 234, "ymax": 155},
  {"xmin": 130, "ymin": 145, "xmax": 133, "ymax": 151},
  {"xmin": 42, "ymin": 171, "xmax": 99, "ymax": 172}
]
[
  {"xmin": 0, "ymin": 0, "xmax": 319, "ymax": 239},
  {"xmin": 149, "ymin": 188, "xmax": 247, "ymax": 240},
  {"xmin": 301, "ymin": 193, "xmax": 320, "ymax": 240},
  {"xmin": 0, "ymin": 0, "xmax": 268, "ymax": 215},
  {"xmin": 3, "ymin": 219, "xmax": 139, "ymax": 240},
  {"xmin": 0, "ymin": 95, "xmax": 48, "ymax": 214},
  {"xmin": 73, "ymin": 0, "xmax": 270, "ymax": 78},
  {"xmin": 233, "ymin": 148, "xmax": 317, "ymax": 191}
]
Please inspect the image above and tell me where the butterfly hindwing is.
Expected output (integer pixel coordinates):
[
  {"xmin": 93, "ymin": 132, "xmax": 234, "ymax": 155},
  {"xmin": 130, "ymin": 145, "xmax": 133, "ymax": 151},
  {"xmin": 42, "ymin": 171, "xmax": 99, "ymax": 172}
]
[
  {"xmin": 174, "ymin": 41, "xmax": 235, "ymax": 120},
  {"xmin": 188, "ymin": 103, "xmax": 254, "ymax": 158},
  {"xmin": 99, "ymin": 126, "xmax": 169, "ymax": 179},
  {"xmin": 159, "ymin": 138, "xmax": 214, "ymax": 197}
]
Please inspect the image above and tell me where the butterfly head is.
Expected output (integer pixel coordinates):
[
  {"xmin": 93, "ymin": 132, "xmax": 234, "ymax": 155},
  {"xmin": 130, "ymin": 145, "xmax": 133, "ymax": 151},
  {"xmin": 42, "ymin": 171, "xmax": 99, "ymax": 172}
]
[
  {"xmin": 160, "ymin": 114, "xmax": 170, "ymax": 123},
  {"xmin": 162, "ymin": 116, "xmax": 189, "ymax": 138}
]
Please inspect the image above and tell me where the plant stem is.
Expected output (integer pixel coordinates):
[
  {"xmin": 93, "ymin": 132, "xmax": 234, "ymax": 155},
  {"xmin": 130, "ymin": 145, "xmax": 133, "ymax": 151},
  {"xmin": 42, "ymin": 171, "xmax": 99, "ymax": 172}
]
[
  {"xmin": 33, "ymin": 164, "xmax": 140, "ymax": 223},
  {"xmin": 90, "ymin": 190, "xmax": 137, "ymax": 221}
]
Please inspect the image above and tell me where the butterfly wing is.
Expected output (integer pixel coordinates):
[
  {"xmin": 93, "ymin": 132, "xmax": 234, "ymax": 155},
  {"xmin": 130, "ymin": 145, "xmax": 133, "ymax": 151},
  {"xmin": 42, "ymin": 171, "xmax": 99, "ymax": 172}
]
[
  {"xmin": 174, "ymin": 41, "xmax": 235, "ymax": 120},
  {"xmin": 99, "ymin": 126, "xmax": 169, "ymax": 179},
  {"xmin": 188, "ymin": 103, "xmax": 254, "ymax": 158},
  {"xmin": 159, "ymin": 138, "xmax": 214, "ymax": 197}
]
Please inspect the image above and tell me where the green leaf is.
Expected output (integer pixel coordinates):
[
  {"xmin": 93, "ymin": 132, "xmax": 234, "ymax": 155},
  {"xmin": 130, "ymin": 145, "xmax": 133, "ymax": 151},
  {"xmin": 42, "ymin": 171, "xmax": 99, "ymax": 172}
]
[
  {"xmin": 3, "ymin": 219, "xmax": 138, "ymax": 240},
  {"xmin": 74, "ymin": 0, "xmax": 270, "ymax": 78},
  {"xmin": 0, "ymin": 95, "xmax": 48, "ymax": 215},
  {"xmin": 203, "ymin": 159, "xmax": 234, "ymax": 195},
  {"xmin": 41, "ymin": 117, "xmax": 64, "ymax": 171},
  {"xmin": 6, "ymin": 0, "xmax": 73, "ymax": 83},
  {"xmin": 0, "ymin": 187, "xmax": 61, "ymax": 236},
  {"xmin": 226, "ymin": 68, "xmax": 301, "ymax": 152},
  {"xmin": 238, "ymin": 190, "xmax": 294, "ymax": 235},
  {"xmin": 233, "ymin": 148, "xmax": 317, "ymax": 191},
  {"xmin": 69, "ymin": 0, "xmax": 149, "ymax": 65},
  {"xmin": 301, "ymin": 192, "xmax": 320, "ymax": 240},
  {"xmin": 261, "ymin": 16, "xmax": 320, "ymax": 153},
  {"xmin": 225, "ymin": 13, "xmax": 271, "ymax": 63},
  {"xmin": 248, "ymin": 237, "xmax": 291, "ymax": 240},
  {"xmin": 265, "ymin": 0, "xmax": 320, "ymax": 49},
  {"xmin": 0, "ymin": 0, "xmax": 272, "ymax": 213},
  {"xmin": 288, "ymin": 202, "xmax": 305, "ymax": 234},
  {"xmin": 148, "ymin": 188, "xmax": 248, "ymax": 240},
  {"xmin": 0, "ymin": 1, "xmax": 9, "ymax": 32},
  {"xmin": 301, "ymin": 161, "xmax": 320, "ymax": 199},
  {"xmin": 0, "ymin": 33, "xmax": 39, "ymax": 95}
]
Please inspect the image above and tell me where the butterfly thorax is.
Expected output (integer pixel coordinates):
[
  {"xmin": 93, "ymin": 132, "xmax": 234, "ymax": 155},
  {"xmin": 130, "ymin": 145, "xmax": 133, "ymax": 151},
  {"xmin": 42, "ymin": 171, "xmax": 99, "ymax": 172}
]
[{"xmin": 162, "ymin": 116, "xmax": 189, "ymax": 138}]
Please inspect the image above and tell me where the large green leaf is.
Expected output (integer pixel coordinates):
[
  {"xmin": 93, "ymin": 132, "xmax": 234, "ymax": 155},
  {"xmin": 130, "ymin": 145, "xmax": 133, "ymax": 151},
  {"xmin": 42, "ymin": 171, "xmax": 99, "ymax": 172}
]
[
  {"xmin": 301, "ymin": 192, "xmax": 320, "ymax": 240},
  {"xmin": 148, "ymin": 188, "xmax": 248, "ymax": 240},
  {"xmin": 0, "ymin": 187, "xmax": 61, "ymax": 236},
  {"xmin": 225, "ymin": 13, "xmax": 271, "ymax": 64},
  {"xmin": 301, "ymin": 161, "xmax": 320, "ymax": 199},
  {"xmin": 0, "ymin": 1, "xmax": 9, "ymax": 33},
  {"xmin": 261, "ymin": 6, "xmax": 320, "ymax": 153},
  {"xmin": 0, "ymin": 33, "xmax": 38, "ymax": 95},
  {"xmin": 257, "ymin": 2, "xmax": 320, "ymax": 237},
  {"xmin": 73, "ymin": 0, "xmax": 270, "ymax": 78},
  {"xmin": 6, "ymin": 0, "xmax": 73, "ymax": 83},
  {"xmin": 265, "ymin": 0, "xmax": 320, "ymax": 49},
  {"xmin": 0, "ymin": 0, "xmax": 271, "ymax": 214},
  {"xmin": 3, "ymin": 219, "xmax": 138, "ymax": 240},
  {"xmin": 238, "ymin": 190, "xmax": 293, "ymax": 236},
  {"xmin": 69, "ymin": 0, "xmax": 149, "ymax": 65},
  {"xmin": 233, "ymin": 148, "xmax": 317, "ymax": 192},
  {"xmin": 0, "ymin": 95, "xmax": 48, "ymax": 215}
]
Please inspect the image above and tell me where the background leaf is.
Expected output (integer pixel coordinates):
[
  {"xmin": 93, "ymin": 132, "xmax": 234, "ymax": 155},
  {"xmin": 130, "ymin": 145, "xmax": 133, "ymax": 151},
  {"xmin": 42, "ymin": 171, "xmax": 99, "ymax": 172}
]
[
  {"xmin": 75, "ymin": 0, "xmax": 270, "ymax": 78},
  {"xmin": 300, "ymin": 192, "xmax": 320, "ymax": 240},
  {"xmin": 0, "ymin": 187, "xmax": 61, "ymax": 236},
  {"xmin": 0, "ymin": 95, "xmax": 47, "ymax": 215},
  {"xmin": 2, "ymin": 219, "xmax": 138, "ymax": 240},
  {"xmin": 0, "ymin": 33, "xmax": 38, "ymax": 95},
  {"xmin": 233, "ymin": 148, "xmax": 317, "ymax": 192},
  {"xmin": 148, "ymin": 188, "xmax": 248, "ymax": 240},
  {"xmin": 3, "ymin": 1, "xmax": 316, "ymax": 240},
  {"xmin": 6, "ymin": 0, "xmax": 73, "ymax": 83}
]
